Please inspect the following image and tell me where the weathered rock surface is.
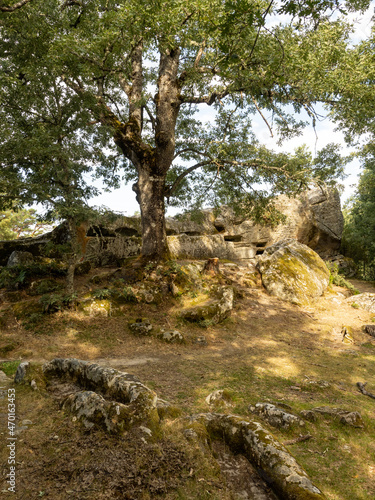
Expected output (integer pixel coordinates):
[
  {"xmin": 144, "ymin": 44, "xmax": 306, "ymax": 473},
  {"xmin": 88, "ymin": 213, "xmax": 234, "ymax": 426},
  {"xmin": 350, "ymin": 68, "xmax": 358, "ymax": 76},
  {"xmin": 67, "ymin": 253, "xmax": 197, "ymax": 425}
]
[
  {"xmin": 193, "ymin": 413, "xmax": 326, "ymax": 500},
  {"xmin": 205, "ymin": 390, "xmax": 234, "ymax": 407},
  {"xmin": 328, "ymin": 254, "xmax": 357, "ymax": 277},
  {"xmin": 7, "ymin": 250, "xmax": 35, "ymax": 267},
  {"xmin": 0, "ymin": 187, "xmax": 343, "ymax": 265},
  {"xmin": 346, "ymin": 293, "xmax": 375, "ymax": 313},
  {"xmin": 129, "ymin": 319, "xmax": 153, "ymax": 336},
  {"xmin": 213, "ymin": 187, "xmax": 343, "ymax": 258},
  {"xmin": 212, "ymin": 440, "xmax": 279, "ymax": 500},
  {"xmin": 256, "ymin": 240, "xmax": 330, "ymax": 305},
  {"xmin": 43, "ymin": 358, "xmax": 159, "ymax": 432},
  {"xmin": 364, "ymin": 324, "xmax": 375, "ymax": 337},
  {"xmin": 0, "ymin": 223, "xmax": 70, "ymax": 266},
  {"xmin": 0, "ymin": 370, "xmax": 11, "ymax": 383},
  {"xmin": 181, "ymin": 286, "xmax": 234, "ymax": 325},
  {"xmin": 168, "ymin": 233, "xmax": 256, "ymax": 261},
  {"xmin": 14, "ymin": 361, "xmax": 30, "ymax": 384},
  {"xmin": 79, "ymin": 298, "xmax": 113, "ymax": 317},
  {"xmin": 312, "ymin": 407, "xmax": 364, "ymax": 428},
  {"xmin": 157, "ymin": 330, "xmax": 185, "ymax": 343},
  {"xmin": 248, "ymin": 403, "xmax": 306, "ymax": 430}
]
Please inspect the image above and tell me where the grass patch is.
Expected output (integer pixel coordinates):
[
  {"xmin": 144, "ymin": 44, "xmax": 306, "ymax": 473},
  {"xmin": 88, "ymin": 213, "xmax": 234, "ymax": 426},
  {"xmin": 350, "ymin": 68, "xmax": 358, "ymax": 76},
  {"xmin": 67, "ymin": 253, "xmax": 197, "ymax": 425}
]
[{"xmin": 0, "ymin": 359, "xmax": 20, "ymax": 376}]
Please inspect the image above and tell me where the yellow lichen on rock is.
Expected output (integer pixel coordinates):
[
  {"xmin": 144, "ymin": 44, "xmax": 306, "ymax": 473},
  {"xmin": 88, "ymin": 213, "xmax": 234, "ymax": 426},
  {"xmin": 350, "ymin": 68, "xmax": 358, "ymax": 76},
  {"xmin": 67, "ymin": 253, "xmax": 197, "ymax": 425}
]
[{"xmin": 256, "ymin": 239, "xmax": 330, "ymax": 306}]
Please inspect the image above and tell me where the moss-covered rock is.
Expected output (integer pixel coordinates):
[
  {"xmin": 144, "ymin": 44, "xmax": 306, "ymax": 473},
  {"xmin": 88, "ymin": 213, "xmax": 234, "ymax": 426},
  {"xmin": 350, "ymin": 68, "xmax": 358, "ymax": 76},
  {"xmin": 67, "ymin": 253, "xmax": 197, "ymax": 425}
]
[
  {"xmin": 195, "ymin": 413, "xmax": 326, "ymax": 500},
  {"xmin": 180, "ymin": 286, "xmax": 234, "ymax": 325},
  {"xmin": 78, "ymin": 298, "xmax": 114, "ymax": 317},
  {"xmin": 43, "ymin": 358, "xmax": 159, "ymax": 433},
  {"xmin": 346, "ymin": 293, "xmax": 375, "ymax": 313},
  {"xmin": 156, "ymin": 330, "xmax": 185, "ymax": 343},
  {"xmin": 256, "ymin": 240, "xmax": 330, "ymax": 306}
]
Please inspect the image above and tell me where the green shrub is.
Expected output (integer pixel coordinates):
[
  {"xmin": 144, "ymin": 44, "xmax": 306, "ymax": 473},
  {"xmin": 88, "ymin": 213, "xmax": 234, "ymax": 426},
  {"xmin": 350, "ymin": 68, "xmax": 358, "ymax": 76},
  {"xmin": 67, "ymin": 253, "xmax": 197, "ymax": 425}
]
[
  {"xmin": 326, "ymin": 262, "xmax": 360, "ymax": 294},
  {"xmin": 39, "ymin": 292, "xmax": 77, "ymax": 313},
  {"xmin": 0, "ymin": 261, "xmax": 67, "ymax": 290},
  {"xmin": 91, "ymin": 288, "xmax": 112, "ymax": 300}
]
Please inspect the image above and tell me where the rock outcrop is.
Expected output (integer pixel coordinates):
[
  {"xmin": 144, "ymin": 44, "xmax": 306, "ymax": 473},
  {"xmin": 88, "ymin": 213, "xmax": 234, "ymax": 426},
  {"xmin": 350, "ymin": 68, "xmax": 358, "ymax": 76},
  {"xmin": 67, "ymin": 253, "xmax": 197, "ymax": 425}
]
[
  {"xmin": 256, "ymin": 240, "xmax": 330, "ymax": 305},
  {"xmin": 0, "ymin": 187, "xmax": 344, "ymax": 265},
  {"xmin": 192, "ymin": 413, "xmax": 327, "ymax": 500},
  {"xmin": 346, "ymin": 293, "xmax": 375, "ymax": 313},
  {"xmin": 43, "ymin": 358, "xmax": 159, "ymax": 432},
  {"xmin": 180, "ymin": 286, "xmax": 234, "ymax": 325}
]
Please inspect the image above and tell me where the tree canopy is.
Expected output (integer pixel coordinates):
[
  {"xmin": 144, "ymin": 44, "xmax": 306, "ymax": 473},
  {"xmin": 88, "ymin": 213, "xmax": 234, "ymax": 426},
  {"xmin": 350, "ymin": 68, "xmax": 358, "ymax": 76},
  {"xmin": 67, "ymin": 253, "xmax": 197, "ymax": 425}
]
[
  {"xmin": 0, "ymin": 0, "xmax": 373, "ymax": 259},
  {"xmin": 0, "ymin": 206, "xmax": 50, "ymax": 240}
]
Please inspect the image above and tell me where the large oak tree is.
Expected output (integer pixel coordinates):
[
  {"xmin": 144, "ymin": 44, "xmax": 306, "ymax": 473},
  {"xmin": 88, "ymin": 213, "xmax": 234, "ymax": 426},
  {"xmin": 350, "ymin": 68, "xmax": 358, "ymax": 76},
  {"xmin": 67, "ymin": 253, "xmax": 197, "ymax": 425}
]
[{"xmin": 0, "ymin": 0, "xmax": 371, "ymax": 260}]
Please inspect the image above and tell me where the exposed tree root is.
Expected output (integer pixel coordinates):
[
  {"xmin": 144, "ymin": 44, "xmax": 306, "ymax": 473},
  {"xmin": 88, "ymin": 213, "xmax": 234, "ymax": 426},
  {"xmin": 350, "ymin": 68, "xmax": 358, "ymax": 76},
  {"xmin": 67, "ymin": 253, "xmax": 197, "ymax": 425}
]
[{"xmin": 357, "ymin": 382, "xmax": 375, "ymax": 400}]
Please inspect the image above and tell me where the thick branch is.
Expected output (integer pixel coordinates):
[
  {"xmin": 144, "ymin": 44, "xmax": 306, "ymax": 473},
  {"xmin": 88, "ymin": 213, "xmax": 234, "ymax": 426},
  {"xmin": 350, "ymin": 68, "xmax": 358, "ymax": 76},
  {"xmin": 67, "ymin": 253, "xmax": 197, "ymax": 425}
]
[
  {"xmin": 0, "ymin": 0, "xmax": 32, "ymax": 12},
  {"xmin": 154, "ymin": 47, "xmax": 182, "ymax": 174},
  {"xmin": 144, "ymin": 104, "xmax": 156, "ymax": 131},
  {"xmin": 180, "ymin": 89, "xmax": 230, "ymax": 105},
  {"xmin": 128, "ymin": 39, "xmax": 143, "ymax": 132},
  {"xmin": 61, "ymin": 75, "xmax": 151, "ymax": 167},
  {"xmin": 166, "ymin": 160, "xmax": 213, "ymax": 198},
  {"xmin": 194, "ymin": 40, "xmax": 206, "ymax": 69}
]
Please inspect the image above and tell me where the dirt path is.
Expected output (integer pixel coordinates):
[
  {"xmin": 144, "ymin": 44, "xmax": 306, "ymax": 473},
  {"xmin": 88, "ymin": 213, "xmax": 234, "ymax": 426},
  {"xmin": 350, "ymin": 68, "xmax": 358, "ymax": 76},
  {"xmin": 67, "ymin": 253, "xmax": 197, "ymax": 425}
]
[{"xmin": 348, "ymin": 278, "xmax": 375, "ymax": 293}]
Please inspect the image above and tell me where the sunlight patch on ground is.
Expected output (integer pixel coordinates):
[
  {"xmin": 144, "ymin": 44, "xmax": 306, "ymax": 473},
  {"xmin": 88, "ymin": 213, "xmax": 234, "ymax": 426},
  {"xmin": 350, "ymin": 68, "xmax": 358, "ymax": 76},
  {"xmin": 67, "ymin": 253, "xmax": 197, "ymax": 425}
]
[
  {"xmin": 58, "ymin": 340, "xmax": 101, "ymax": 358},
  {"xmin": 264, "ymin": 356, "xmax": 299, "ymax": 377}
]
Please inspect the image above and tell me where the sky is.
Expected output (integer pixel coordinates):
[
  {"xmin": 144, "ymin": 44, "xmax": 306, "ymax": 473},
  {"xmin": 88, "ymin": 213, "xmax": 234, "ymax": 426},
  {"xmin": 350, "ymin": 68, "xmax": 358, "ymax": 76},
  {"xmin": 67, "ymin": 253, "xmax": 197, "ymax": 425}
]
[{"xmin": 87, "ymin": 6, "xmax": 374, "ymax": 218}]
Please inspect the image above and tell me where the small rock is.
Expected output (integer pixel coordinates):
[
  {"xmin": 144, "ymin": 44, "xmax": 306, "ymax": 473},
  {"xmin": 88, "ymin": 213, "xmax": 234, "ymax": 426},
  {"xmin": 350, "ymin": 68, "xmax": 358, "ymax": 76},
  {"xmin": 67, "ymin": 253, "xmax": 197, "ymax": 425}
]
[
  {"xmin": 170, "ymin": 282, "xmax": 180, "ymax": 297},
  {"xmin": 156, "ymin": 398, "xmax": 171, "ymax": 409},
  {"xmin": 139, "ymin": 426, "xmax": 152, "ymax": 436},
  {"xmin": 195, "ymin": 336, "xmax": 207, "ymax": 346},
  {"xmin": 129, "ymin": 320, "xmax": 153, "ymax": 336},
  {"xmin": 312, "ymin": 407, "xmax": 364, "ymax": 427},
  {"xmin": 206, "ymin": 390, "xmax": 233, "ymax": 407},
  {"xmin": 300, "ymin": 410, "xmax": 317, "ymax": 422},
  {"xmin": 14, "ymin": 362, "xmax": 30, "ymax": 384},
  {"xmin": 0, "ymin": 370, "xmax": 10, "ymax": 383},
  {"xmin": 30, "ymin": 379, "xmax": 38, "ymax": 390},
  {"xmin": 249, "ymin": 403, "xmax": 305, "ymax": 429},
  {"xmin": 342, "ymin": 326, "xmax": 354, "ymax": 344},
  {"xmin": 364, "ymin": 324, "xmax": 375, "ymax": 337},
  {"xmin": 339, "ymin": 412, "xmax": 364, "ymax": 428},
  {"xmin": 75, "ymin": 260, "xmax": 91, "ymax": 275},
  {"xmin": 157, "ymin": 330, "xmax": 184, "ymax": 343},
  {"xmin": 181, "ymin": 286, "xmax": 234, "ymax": 325},
  {"xmin": 183, "ymin": 428, "xmax": 198, "ymax": 441},
  {"xmin": 346, "ymin": 293, "xmax": 375, "ymax": 313}
]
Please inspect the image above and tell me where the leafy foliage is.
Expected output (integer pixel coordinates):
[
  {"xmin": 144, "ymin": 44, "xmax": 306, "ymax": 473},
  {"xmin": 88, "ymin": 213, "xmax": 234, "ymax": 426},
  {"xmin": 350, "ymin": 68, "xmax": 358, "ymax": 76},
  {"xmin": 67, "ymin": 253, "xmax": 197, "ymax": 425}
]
[
  {"xmin": 0, "ymin": 207, "xmax": 51, "ymax": 240},
  {"xmin": 0, "ymin": 0, "xmax": 372, "ymax": 257},
  {"xmin": 326, "ymin": 261, "xmax": 359, "ymax": 293},
  {"xmin": 0, "ymin": 261, "xmax": 67, "ymax": 290},
  {"xmin": 341, "ymin": 148, "xmax": 375, "ymax": 279},
  {"xmin": 39, "ymin": 292, "xmax": 77, "ymax": 313}
]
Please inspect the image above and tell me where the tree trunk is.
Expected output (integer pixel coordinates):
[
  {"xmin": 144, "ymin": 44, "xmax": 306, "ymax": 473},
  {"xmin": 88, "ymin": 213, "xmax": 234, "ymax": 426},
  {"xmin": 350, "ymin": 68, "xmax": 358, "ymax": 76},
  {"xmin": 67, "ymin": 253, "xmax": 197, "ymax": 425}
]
[
  {"xmin": 133, "ymin": 168, "xmax": 170, "ymax": 260},
  {"xmin": 65, "ymin": 218, "xmax": 78, "ymax": 295}
]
